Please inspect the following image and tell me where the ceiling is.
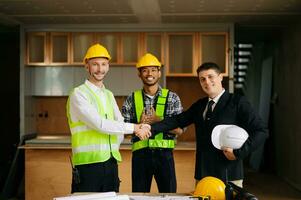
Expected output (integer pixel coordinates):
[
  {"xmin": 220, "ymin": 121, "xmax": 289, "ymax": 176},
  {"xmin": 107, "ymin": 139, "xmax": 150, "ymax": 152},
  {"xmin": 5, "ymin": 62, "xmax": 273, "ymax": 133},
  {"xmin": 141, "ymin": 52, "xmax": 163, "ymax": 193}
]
[{"xmin": 0, "ymin": 0, "xmax": 301, "ymax": 26}]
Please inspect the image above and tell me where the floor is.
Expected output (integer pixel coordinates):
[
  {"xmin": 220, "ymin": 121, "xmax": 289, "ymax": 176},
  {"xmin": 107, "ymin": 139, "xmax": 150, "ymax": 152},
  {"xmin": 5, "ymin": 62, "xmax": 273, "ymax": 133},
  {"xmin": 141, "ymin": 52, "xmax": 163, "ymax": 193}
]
[{"xmin": 244, "ymin": 171, "xmax": 301, "ymax": 200}]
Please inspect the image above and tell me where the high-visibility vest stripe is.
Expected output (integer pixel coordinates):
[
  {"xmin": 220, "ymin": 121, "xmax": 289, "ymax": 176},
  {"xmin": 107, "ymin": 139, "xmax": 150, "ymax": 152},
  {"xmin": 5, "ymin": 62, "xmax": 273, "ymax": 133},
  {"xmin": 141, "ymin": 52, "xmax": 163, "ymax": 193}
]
[
  {"xmin": 154, "ymin": 89, "xmax": 168, "ymax": 141},
  {"xmin": 67, "ymin": 83, "xmax": 121, "ymax": 165},
  {"xmin": 132, "ymin": 139, "xmax": 175, "ymax": 151},
  {"xmin": 70, "ymin": 126, "xmax": 93, "ymax": 133},
  {"xmin": 73, "ymin": 144, "xmax": 120, "ymax": 154},
  {"xmin": 132, "ymin": 89, "xmax": 175, "ymax": 151}
]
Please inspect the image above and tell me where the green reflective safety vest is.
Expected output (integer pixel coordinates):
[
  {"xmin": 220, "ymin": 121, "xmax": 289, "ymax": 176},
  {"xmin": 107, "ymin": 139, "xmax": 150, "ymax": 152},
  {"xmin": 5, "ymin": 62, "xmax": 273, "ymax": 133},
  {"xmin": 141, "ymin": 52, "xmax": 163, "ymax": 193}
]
[
  {"xmin": 66, "ymin": 83, "xmax": 122, "ymax": 166},
  {"xmin": 132, "ymin": 89, "xmax": 175, "ymax": 151}
]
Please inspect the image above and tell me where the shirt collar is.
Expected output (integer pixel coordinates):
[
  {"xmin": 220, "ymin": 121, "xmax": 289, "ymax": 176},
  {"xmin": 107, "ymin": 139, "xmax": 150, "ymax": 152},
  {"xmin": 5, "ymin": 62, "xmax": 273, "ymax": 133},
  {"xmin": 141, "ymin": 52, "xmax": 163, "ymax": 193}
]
[
  {"xmin": 85, "ymin": 79, "xmax": 106, "ymax": 93},
  {"xmin": 143, "ymin": 86, "xmax": 162, "ymax": 98},
  {"xmin": 209, "ymin": 89, "xmax": 225, "ymax": 104}
]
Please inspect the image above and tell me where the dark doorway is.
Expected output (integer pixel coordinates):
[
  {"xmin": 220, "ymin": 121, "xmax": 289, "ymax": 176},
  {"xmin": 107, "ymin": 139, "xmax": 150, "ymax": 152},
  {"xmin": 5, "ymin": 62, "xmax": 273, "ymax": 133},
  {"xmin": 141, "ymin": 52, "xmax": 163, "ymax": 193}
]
[{"xmin": 0, "ymin": 25, "xmax": 21, "ymax": 198}]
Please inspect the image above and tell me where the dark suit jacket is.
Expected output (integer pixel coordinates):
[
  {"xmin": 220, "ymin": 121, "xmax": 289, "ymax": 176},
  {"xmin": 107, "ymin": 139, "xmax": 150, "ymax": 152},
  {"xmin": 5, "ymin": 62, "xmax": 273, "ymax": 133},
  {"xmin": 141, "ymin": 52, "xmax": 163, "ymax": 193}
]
[{"xmin": 151, "ymin": 91, "xmax": 268, "ymax": 182}]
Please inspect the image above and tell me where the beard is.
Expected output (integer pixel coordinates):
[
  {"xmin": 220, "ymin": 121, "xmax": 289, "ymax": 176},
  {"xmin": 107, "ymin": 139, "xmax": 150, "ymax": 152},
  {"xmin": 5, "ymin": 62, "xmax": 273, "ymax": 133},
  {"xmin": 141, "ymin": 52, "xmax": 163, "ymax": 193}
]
[{"xmin": 90, "ymin": 71, "xmax": 107, "ymax": 83}]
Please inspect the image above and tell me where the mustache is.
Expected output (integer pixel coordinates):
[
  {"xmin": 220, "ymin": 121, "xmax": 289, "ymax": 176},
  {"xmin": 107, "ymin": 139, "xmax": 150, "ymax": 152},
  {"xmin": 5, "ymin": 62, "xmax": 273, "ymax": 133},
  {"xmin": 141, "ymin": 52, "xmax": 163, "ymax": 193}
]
[{"xmin": 94, "ymin": 71, "xmax": 106, "ymax": 74}]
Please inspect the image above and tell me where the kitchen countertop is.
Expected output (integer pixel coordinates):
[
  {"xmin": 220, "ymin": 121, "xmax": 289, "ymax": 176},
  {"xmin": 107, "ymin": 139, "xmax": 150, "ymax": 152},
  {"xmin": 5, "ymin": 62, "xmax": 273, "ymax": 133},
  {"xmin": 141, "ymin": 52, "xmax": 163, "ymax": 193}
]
[{"xmin": 21, "ymin": 135, "xmax": 196, "ymax": 150}]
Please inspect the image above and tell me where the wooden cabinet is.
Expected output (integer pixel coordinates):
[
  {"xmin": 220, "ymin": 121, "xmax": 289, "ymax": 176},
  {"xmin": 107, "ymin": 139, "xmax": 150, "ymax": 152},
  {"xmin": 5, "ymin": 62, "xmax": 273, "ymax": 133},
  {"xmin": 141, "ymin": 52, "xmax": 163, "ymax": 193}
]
[
  {"xmin": 165, "ymin": 32, "xmax": 229, "ymax": 77},
  {"xmin": 26, "ymin": 32, "xmax": 71, "ymax": 65},
  {"xmin": 121, "ymin": 33, "xmax": 140, "ymax": 64},
  {"xmin": 24, "ymin": 144, "xmax": 196, "ymax": 200},
  {"xmin": 96, "ymin": 32, "xmax": 140, "ymax": 65},
  {"xmin": 50, "ymin": 32, "xmax": 70, "ymax": 64},
  {"xmin": 26, "ymin": 31, "xmax": 229, "ymax": 75},
  {"xmin": 166, "ymin": 33, "xmax": 196, "ymax": 76},
  {"xmin": 25, "ymin": 148, "xmax": 72, "ymax": 200},
  {"xmin": 200, "ymin": 32, "xmax": 229, "ymax": 76},
  {"xmin": 96, "ymin": 33, "xmax": 119, "ymax": 63},
  {"xmin": 26, "ymin": 32, "xmax": 48, "ymax": 65},
  {"xmin": 142, "ymin": 33, "xmax": 164, "ymax": 64},
  {"xmin": 71, "ymin": 32, "xmax": 95, "ymax": 64}
]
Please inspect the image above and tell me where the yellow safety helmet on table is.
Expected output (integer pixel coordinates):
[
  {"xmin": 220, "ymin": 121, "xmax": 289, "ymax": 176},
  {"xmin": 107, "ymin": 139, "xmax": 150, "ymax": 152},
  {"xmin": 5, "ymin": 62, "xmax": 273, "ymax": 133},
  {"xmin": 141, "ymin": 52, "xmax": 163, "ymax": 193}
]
[
  {"xmin": 136, "ymin": 53, "xmax": 162, "ymax": 69},
  {"xmin": 194, "ymin": 176, "xmax": 226, "ymax": 200},
  {"xmin": 83, "ymin": 43, "xmax": 111, "ymax": 63}
]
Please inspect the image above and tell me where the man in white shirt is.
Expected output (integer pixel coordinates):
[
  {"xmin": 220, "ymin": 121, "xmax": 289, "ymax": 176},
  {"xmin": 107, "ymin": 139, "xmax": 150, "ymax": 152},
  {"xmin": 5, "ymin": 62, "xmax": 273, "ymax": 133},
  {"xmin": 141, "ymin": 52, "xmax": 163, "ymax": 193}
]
[{"xmin": 67, "ymin": 44, "xmax": 150, "ymax": 193}]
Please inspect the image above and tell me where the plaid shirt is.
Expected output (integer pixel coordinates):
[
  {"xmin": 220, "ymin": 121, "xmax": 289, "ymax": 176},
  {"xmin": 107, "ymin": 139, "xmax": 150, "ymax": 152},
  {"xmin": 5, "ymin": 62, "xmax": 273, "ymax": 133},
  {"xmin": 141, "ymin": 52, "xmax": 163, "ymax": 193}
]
[{"xmin": 122, "ymin": 87, "xmax": 183, "ymax": 124}]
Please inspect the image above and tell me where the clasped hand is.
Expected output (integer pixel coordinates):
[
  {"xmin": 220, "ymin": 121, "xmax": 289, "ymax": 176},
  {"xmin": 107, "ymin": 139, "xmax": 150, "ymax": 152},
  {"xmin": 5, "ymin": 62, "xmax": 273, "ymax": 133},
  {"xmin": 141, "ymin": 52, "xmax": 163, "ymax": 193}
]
[
  {"xmin": 140, "ymin": 107, "xmax": 161, "ymax": 124},
  {"xmin": 134, "ymin": 123, "xmax": 151, "ymax": 140}
]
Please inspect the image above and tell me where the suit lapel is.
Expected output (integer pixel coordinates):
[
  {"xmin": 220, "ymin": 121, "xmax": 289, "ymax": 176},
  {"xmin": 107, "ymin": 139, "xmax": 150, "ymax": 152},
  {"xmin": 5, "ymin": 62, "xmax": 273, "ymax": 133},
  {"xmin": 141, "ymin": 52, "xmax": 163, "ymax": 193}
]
[
  {"xmin": 199, "ymin": 91, "xmax": 230, "ymax": 124},
  {"xmin": 211, "ymin": 91, "xmax": 230, "ymax": 117},
  {"xmin": 199, "ymin": 97, "xmax": 209, "ymax": 123}
]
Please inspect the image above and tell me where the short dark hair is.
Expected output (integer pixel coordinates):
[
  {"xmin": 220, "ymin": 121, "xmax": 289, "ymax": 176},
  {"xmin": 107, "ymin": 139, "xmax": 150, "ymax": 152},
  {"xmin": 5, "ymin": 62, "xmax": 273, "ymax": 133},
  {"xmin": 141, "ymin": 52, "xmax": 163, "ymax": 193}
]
[{"xmin": 196, "ymin": 62, "xmax": 221, "ymax": 75}]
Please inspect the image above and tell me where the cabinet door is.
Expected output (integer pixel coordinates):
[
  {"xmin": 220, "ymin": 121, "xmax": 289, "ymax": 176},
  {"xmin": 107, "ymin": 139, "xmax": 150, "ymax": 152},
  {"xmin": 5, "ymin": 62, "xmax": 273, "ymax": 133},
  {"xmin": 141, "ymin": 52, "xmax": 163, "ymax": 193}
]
[
  {"xmin": 27, "ymin": 32, "xmax": 47, "ymax": 65},
  {"xmin": 96, "ymin": 33, "xmax": 119, "ymax": 64},
  {"xmin": 200, "ymin": 33, "xmax": 228, "ymax": 76},
  {"xmin": 121, "ymin": 33, "xmax": 139, "ymax": 64},
  {"xmin": 71, "ymin": 33, "xmax": 95, "ymax": 64},
  {"xmin": 167, "ymin": 33, "xmax": 195, "ymax": 76},
  {"xmin": 50, "ymin": 32, "xmax": 70, "ymax": 65},
  {"xmin": 145, "ymin": 33, "xmax": 163, "ymax": 64}
]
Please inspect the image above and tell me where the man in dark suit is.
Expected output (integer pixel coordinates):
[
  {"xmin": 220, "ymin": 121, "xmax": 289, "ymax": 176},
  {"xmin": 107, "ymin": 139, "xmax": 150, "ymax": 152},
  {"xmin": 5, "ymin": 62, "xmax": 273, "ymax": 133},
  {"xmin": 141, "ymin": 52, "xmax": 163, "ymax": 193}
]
[{"xmin": 151, "ymin": 62, "xmax": 268, "ymax": 187}]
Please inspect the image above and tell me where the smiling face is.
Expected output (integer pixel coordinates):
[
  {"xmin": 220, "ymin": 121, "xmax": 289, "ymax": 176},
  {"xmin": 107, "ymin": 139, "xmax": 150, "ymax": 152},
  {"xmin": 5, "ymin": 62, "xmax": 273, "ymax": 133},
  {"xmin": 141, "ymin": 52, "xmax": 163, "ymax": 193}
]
[
  {"xmin": 138, "ymin": 66, "xmax": 161, "ymax": 86},
  {"xmin": 198, "ymin": 68, "xmax": 223, "ymax": 98},
  {"xmin": 85, "ymin": 57, "xmax": 109, "ymax": 85}
]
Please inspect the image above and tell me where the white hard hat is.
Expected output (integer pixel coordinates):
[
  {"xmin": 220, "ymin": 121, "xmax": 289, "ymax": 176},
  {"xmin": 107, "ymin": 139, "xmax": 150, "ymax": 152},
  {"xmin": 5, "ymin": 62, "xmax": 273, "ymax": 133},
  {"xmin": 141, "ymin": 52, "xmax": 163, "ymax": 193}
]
[{"xmin": 211, "ymin": 125, "xmax": 249, "ymax": 150}]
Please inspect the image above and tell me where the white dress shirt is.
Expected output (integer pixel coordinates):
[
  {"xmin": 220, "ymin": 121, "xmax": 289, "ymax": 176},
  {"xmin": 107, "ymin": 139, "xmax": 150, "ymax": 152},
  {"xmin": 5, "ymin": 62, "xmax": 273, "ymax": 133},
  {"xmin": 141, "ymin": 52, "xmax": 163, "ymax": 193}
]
[
  {"xmin": 69, "ymin": 80, "xmax": 134, "ymax": 143},
  {"xmin": 203, "ymin": 89, "xmax": 225, "ymax": 119}
]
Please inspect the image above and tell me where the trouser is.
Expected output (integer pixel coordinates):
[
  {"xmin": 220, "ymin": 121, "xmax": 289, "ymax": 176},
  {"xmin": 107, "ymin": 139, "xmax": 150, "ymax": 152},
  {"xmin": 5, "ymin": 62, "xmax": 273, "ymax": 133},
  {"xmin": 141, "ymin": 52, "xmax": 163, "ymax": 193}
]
[
  {"xmin": 132, "ymin": 148, "xmax": 176, "ymax": 193},
  {"xmin": 71, "ymin": 157, "xmax": 120, "ymax": 193}
]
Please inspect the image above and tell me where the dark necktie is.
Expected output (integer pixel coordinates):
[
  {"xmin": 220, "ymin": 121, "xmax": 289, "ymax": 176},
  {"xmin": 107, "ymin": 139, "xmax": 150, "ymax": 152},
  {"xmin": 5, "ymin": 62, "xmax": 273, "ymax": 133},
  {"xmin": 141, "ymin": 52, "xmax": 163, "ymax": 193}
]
[{"xmin": 205, "ymin": 100, "xmax": 215, "ymax": 121}]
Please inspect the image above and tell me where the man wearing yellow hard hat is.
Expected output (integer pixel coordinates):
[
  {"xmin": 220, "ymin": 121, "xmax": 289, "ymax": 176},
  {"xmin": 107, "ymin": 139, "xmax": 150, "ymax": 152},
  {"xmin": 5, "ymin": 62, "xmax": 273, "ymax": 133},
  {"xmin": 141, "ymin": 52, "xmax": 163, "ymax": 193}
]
[
  {"xmin": 122, "ymin": 53, "xmax": 184, "ymax": 192},
  {"xmin": 66, "ymin": 44, "xmax": 151, "ymax": 193}
]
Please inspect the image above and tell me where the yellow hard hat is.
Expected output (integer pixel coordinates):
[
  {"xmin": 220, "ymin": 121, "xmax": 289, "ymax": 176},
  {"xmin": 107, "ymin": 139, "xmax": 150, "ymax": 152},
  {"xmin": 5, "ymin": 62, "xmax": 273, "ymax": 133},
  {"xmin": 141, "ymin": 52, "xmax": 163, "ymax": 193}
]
[
  {"xmin": 194, "ymin": 176, "xmax": 226, "ymax": 200},
  {"xmin": 136, "ymin": 53, "xmax": 161, "ymax": 69},
  {"xmin": 83, "ymin": 43, "xmax": 111, "ymax": 63}
]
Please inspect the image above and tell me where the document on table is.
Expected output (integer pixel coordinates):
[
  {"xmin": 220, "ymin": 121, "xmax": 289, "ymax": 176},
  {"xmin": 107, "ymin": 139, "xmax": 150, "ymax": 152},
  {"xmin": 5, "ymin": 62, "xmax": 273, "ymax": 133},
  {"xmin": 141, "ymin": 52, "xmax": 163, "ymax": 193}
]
[
  {"xmin": 53, "ymin": 192, "xmax": 193, "ymax": 200},
  {"xmin": 53, "ymin": 192, "xmax": 129, "ymax": 200},
  {"xmin": 129, "ymin": 195, "xmax": 193, "ymax": 200}
]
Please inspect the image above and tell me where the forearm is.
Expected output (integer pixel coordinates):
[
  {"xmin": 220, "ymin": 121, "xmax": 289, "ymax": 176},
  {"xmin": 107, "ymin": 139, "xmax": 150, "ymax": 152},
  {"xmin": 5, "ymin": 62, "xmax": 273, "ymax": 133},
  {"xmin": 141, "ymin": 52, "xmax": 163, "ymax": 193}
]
[
  {"xmin": 234, "ymin": 126, "xmax": 268, "ymax": 159},
  {"xmin": 151, "ymin": 112, "xmax": 191, "ymax": 136},
  {"xmin": 234, "ymin": 97, "xmax": 269, "ymax": 159},
  {"xmin": 71, "ymin": 100, "xmax": 134, "ymax": 135},
  {"xmin": 151, "ymin": 116, "xmax": 186, "ymax": 135}
]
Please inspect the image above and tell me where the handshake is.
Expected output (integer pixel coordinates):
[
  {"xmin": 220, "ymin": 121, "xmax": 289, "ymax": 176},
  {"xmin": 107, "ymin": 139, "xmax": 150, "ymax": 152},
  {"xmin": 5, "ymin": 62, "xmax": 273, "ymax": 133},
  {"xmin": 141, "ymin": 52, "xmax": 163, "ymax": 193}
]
[{"xmin": 133, "ymin": 124, "xmax": 152, "ymax": 140}]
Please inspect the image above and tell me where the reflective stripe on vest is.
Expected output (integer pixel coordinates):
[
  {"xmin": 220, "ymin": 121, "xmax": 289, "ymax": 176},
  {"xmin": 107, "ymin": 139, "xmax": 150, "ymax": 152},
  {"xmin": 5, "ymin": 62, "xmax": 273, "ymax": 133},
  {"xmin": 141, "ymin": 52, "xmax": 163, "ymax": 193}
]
[
  {"xmin": 73, "ymin": 144, "xmax": 120, "ymax": 154},
  {"xmin": 132, "ymin": 88, "xmax": 175, "ymax": 151},
  {"xmin": 67, "ymin": 83, "xmax": 121, "ymax": 165}
]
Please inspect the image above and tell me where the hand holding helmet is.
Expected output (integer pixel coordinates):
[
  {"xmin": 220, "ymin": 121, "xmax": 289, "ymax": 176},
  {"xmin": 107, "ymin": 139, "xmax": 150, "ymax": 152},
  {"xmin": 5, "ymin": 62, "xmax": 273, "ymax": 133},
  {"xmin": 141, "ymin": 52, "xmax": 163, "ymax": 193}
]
[{"xmin": 211, "ymin": 125, "xmax": 249, "ymax": 150}]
